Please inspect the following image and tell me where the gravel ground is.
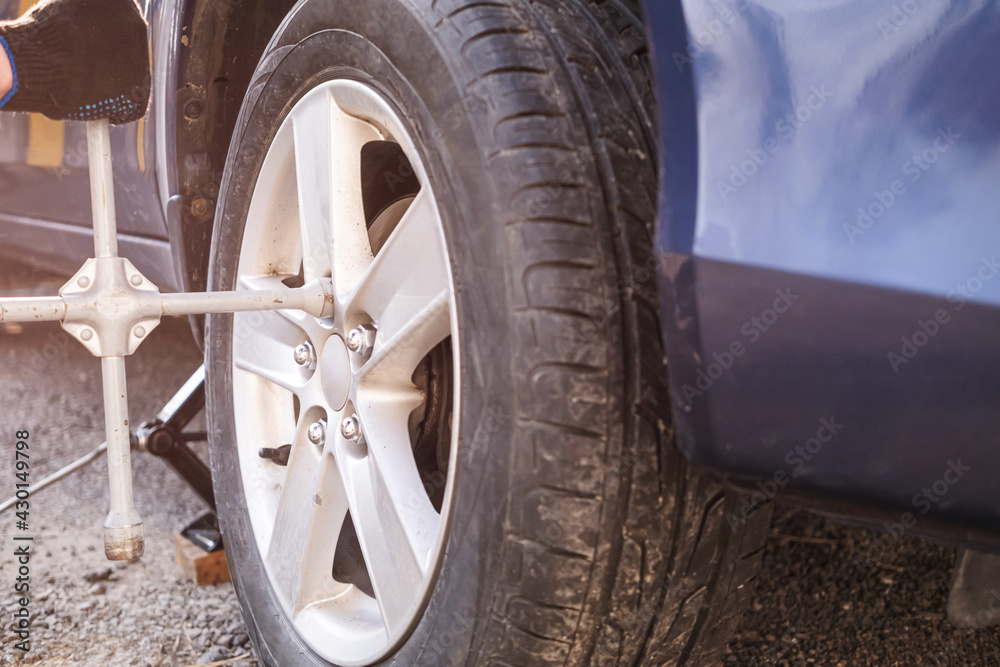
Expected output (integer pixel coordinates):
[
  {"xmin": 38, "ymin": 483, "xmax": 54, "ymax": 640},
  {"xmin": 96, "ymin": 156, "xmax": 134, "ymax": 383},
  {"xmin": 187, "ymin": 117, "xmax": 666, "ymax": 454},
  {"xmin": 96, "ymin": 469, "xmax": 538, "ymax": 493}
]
[
  {"xmin": 725, "ymin": 506, "xmax": 1000, "ymax": 666},
  {"xmin": 0, "ymin": 262, "xmax": 998, "ymax": 666},
  {"xmin": 0, "ymin": 263, "xmax": 253, "ymax": 666}
]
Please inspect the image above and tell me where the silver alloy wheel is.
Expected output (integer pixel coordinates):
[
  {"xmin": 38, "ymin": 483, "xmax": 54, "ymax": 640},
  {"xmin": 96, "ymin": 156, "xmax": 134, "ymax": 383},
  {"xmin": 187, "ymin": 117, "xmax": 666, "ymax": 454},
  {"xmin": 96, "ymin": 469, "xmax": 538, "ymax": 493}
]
[{"xmin": 230, "ymin": 80, "xmax": 459, "ymax": 666}]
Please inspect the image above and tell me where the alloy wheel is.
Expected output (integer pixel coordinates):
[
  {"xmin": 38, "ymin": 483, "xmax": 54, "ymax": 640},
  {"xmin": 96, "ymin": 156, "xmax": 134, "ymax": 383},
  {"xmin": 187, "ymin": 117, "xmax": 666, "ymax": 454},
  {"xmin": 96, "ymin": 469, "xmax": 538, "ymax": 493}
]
[{"xmin": 230, "ymin": 79, "xmax": 459, "ymax": 666}]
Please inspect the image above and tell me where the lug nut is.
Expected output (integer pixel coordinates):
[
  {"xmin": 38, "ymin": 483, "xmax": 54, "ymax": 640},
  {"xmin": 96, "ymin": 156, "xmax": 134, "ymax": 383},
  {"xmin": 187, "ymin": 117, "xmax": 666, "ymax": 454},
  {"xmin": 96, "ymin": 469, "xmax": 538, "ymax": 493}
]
[
  {"xmin": 346, "ymin": 324, "xmax": 376, "ymax": 357},
  {"xmin": 293, "ymin": 341, "xmax": 316, "ymax": 367},
  {"xmin": 340, "ymin": 415, "xmax": 361, "ymax": 441},
  {"xmin": 307, "ymin": 420, "xmax": 327, "ymax": 447}
]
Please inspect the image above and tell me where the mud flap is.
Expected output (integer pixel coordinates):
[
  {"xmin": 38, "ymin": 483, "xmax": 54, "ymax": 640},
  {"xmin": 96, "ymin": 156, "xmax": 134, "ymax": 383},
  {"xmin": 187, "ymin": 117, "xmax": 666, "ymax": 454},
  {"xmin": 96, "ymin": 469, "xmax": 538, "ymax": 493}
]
[{"xmin": 947, "ymin": 547, "xmax": 1000, "ymax": 628}]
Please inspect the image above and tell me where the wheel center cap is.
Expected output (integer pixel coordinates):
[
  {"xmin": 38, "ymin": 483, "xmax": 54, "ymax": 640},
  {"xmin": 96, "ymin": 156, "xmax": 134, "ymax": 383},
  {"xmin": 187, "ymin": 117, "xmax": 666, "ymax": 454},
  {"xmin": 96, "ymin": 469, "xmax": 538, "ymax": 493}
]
[{"xmin": 320, "ymin": 334, "xmax": 352, "ymax": 411}]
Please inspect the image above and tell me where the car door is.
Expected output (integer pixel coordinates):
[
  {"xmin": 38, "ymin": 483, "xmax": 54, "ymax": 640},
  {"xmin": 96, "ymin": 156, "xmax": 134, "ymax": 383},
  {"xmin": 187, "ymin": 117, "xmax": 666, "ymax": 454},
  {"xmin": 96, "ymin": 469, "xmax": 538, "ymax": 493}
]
[{"xmin": 0, "ymin": 0, "xmax": 170, "ymax": 282}]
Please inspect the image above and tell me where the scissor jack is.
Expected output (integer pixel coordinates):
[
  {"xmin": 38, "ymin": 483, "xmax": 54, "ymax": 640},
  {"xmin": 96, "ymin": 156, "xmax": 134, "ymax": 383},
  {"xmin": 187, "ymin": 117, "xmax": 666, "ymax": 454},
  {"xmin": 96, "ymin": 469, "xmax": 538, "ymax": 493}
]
[
  {"xmin": 0, "ymin": 363, "xmax": 214, "ymax": 519},
  {"xmin": 0, "ymin": 120, "xmax": 333, "ymax": 560}
]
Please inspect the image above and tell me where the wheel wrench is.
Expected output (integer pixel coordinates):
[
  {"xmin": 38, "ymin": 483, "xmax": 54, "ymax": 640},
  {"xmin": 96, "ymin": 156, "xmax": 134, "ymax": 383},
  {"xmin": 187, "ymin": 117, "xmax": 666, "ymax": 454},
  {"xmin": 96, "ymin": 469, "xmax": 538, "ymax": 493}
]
[{"xmin": 0, "ymin": 120, "xmax": 334, "ymax": 560}]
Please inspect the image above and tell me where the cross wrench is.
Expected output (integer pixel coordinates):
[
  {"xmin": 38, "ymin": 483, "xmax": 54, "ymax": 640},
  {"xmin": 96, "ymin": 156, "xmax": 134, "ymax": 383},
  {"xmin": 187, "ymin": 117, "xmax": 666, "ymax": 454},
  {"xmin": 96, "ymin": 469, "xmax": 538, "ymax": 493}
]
[{"xmin": 0, "ymin": 120, "xmax": 334, "ymax": 560}]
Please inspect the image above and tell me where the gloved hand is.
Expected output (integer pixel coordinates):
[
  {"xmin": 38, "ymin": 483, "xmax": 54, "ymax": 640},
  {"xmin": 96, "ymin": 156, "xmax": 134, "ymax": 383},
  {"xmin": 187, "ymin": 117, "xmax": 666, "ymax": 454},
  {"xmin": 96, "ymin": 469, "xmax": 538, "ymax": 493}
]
[{"xmin": 0, "ymin": 0, "xmax": 150, "ymax": 124}]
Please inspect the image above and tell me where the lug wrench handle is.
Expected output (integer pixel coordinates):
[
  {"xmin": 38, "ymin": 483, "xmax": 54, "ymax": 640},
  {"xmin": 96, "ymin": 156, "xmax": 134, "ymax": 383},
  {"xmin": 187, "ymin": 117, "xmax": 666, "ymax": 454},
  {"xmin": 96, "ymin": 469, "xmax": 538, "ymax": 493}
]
[{"xmin": 87, "ymin": 119, "xmax": 143, "ymax": 561}]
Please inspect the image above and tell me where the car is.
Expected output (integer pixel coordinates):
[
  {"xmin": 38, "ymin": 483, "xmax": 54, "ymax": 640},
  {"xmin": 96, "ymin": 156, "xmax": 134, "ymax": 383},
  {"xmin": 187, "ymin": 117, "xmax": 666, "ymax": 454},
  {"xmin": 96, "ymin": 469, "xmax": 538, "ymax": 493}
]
[{"xmin": 0, "ymin": 0, "xmax": 996, "ymax": 666}]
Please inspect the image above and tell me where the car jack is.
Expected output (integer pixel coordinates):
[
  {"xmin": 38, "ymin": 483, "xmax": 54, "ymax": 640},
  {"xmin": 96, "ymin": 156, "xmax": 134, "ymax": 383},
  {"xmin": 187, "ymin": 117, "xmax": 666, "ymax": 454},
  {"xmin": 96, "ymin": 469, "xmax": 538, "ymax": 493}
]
[
  {"xmin": 0, "ymin": 120, "xmax": 333, "ymax": 561},
  {"xmin": 0, "ymin": 364, "xmax": 214, "ymax": 511},
  {"xmin": 131, "ymin": 365, "xmax": 214, "ymax": 511}
]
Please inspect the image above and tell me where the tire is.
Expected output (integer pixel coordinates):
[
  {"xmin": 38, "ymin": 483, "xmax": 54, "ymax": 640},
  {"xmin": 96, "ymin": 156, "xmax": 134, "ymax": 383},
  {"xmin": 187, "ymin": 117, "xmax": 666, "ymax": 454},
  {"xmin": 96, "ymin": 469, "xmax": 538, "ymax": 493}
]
[{"xmin": 205, "ymin": 1, "xmax": 772, "ymax": 666}]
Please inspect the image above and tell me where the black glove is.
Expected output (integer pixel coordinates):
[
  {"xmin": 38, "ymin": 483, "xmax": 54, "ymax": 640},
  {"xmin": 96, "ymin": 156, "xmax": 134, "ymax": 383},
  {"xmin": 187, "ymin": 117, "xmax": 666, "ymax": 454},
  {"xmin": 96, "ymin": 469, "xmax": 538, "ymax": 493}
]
[{"xmin": 0, "ymin": 0, "xmax": 150, "ymax": 125}]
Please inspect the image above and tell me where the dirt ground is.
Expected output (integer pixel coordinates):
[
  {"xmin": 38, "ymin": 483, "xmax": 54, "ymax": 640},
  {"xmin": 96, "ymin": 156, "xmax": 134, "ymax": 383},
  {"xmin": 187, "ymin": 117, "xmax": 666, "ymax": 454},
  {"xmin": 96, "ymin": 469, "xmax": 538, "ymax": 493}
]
[
  {"xmin": 725, "ymin": 506, "xmax": 1000, "ymax": 666},
  {"xmin": 0, "ymin": 264, "xmax": 251, "ymax": 666},
  {"xmin": 0, "ymin": 330, "xmax": 252, "ymax": 666},
  {"xmin": 0, "ymin": 262, "xmax": 998, "ymax": 666}
]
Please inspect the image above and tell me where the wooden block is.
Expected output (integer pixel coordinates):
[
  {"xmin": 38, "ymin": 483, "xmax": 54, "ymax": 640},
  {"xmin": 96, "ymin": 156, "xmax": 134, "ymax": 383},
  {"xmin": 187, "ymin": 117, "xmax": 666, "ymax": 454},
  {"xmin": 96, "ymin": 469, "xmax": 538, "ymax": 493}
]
[{"xmin": 174, "ymin": 532, "xmax": 231, "ymax": 586}]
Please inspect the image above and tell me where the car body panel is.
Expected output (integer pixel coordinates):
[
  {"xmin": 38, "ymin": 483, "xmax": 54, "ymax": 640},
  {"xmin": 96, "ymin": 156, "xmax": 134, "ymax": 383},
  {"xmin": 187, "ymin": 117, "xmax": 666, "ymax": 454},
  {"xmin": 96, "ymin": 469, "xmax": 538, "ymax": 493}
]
[
  {"xmin": 0, "ymin": 0, "xmax": 995, "ymax": 540},
  {"xmin": 644, "ymin": 0, "xmax": 1000, "ymax": 533}
]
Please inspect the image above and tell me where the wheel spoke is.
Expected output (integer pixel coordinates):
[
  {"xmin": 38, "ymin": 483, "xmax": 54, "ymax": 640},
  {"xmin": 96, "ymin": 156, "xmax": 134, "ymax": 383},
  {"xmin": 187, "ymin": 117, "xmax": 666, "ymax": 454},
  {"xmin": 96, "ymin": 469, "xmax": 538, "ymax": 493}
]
[
  {"xmin": 238, "ymin": 275, "xmax": 316, "ymax": 328},
  {"xmin": 355, "ymin": 394, "xmax": 442, "ymax": 568},
  {"xmin": 292, "ymin": 87, "xmax": 384, "ymax": 297},
  {"xmin": 292, "ymin": 90, "xmax": 334, "ymax": 282},
  {"xmin": 233, "ymin": 275, "xmax": 313, "ymax": 394},
  {"xmin": 240, "ymin": 121, "xmax": 303, "ymax": 277},
  {"xmin": 266, "ymin": 439, "xmax": 350, "ymax": 613},
  {"xmin": 350, "ymin": 191, "xmax": 452, "ymax": 382},
  {"xmin": 338, "ymin": 435, "xmax": 433, "ymax": 635}
]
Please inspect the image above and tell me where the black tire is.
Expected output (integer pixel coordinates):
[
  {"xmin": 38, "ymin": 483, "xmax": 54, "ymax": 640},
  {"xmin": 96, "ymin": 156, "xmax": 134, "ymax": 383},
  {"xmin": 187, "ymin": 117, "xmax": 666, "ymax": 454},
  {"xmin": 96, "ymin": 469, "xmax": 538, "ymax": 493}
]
[{"xmin": 205, "ymin": 1, "xmax": 772, "ymax": 666}]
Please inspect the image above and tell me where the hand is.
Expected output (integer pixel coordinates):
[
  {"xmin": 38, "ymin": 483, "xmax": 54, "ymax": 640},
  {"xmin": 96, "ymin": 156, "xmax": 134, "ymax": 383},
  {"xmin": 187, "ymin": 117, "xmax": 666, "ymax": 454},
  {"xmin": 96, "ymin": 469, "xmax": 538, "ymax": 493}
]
[{"xmin": 0, "ymin": 0, "xmax": 150, "ymax": 125}]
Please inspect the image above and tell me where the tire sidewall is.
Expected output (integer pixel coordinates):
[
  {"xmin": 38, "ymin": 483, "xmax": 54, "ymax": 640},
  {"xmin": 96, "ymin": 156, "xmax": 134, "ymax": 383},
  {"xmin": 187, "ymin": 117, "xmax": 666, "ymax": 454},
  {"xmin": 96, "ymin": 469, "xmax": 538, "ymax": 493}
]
[{"xmin": 206, "ymin": 4, "xmax": 516, "ymax": 667}]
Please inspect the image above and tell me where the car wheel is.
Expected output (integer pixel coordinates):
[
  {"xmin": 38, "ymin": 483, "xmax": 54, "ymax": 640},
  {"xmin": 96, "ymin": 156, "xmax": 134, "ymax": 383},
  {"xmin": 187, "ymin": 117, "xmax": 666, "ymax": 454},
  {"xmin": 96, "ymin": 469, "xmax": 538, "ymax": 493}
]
[{"xmin": 205, "ymin": 1, "xmax": 771, "ymax": 665}]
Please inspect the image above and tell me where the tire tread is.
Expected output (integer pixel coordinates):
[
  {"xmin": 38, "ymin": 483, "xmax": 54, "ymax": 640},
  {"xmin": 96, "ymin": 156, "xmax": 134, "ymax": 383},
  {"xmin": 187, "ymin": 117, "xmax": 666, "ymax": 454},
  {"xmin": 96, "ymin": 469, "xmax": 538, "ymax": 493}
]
[{"xmin": 431, "ymin": 0, "xmax": 772, "ymax": 664}]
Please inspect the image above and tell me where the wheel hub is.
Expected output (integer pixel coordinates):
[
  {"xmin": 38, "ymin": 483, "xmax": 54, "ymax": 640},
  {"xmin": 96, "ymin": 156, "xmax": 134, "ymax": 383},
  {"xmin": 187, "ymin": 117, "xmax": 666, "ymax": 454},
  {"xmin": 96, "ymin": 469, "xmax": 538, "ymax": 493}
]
[{"xmin": 320, "ymin": 334, "xmax": 352, "ymax": 411}]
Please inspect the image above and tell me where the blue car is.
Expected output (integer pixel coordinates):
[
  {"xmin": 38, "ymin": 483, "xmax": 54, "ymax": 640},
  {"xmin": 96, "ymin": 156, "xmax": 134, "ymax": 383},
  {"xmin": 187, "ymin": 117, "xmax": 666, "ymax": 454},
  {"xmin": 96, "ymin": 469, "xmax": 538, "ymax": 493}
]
[{"xmin": 1, "ymin": 0, "xmax": 996, "ymax": 664}]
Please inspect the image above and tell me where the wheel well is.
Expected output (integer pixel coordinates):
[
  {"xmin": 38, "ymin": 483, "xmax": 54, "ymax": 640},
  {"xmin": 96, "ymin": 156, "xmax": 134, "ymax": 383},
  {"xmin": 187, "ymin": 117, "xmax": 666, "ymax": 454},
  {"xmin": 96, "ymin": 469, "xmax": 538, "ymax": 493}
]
[{"xmin": 172, "ymin": 0, "xmax": 298, "ymax": 295}]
